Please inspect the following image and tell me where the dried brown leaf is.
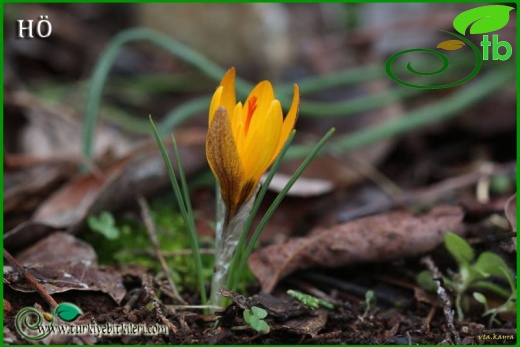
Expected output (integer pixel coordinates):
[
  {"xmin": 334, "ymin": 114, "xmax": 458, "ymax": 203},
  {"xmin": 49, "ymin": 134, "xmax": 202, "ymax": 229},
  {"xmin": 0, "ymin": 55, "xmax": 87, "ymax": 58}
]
[
  {"xmin": 4, "ymin": 131, "xmax": 206, "ymax": 250},
  {"xmin": 4, "ymin": 232, "xmax": 126, "ymax": 304},
  {"xmin": 249, "ymin": 206, "xmax": 464, "ymax": 293}
]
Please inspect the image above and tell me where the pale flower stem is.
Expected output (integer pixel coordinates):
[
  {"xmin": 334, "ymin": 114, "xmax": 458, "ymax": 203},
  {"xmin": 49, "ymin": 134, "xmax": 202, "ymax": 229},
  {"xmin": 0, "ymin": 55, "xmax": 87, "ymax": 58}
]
[
  {"xmin": 210, "ymin": 192, "xmax": 256, "ymax": 310},
  {"xmin": 214, "ymin": 185, "xmax": 225, "ymax": 246}
]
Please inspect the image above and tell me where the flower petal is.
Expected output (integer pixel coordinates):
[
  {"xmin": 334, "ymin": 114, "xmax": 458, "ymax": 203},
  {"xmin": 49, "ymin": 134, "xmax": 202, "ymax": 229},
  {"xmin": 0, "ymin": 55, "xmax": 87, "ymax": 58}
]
[
  {"xmin": 231, "ymin": 102, "xmax": 245, "ymax": 153},
  {"xmin": 209, "ymin": 86, "xmax": 223, "ymax": 125},
  {"xmin": 241, "ymin": 100, "xmax": 283, "ymax": 185},
  {"xmin": 273, "ymin": 84, "xmax": 300, "ymax": 157},
  {"xmin": 243, "ymin": 81, "xmax": 274, "ymax": 135},
  {"xmin": 219, "ymin": 67, "xmax": 236, "ymax": 117},
  {"xmin": 206, "ymin": 106, "xmax": 244, "ymax": 221}
]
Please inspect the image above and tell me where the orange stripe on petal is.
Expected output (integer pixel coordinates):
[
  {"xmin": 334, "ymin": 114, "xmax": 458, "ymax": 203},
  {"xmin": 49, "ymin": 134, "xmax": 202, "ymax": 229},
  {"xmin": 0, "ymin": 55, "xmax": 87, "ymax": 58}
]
[
  {"xmin": 243, "ymin": 81, "xmax": 274, "ymax": 130},
  {"xmin": 244, "ymin": 96, "xmax": 257, "ymax": 135}
]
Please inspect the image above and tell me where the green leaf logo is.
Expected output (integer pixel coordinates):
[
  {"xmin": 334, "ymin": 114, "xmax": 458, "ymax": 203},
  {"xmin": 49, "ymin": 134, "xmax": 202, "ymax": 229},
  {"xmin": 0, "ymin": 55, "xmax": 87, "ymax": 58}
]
[
  {"xmin": 453, "ymin": 5, "xmax": 514, "ymax": 35},
  {"xmin": 54, "ymin": 303, "xmax": 83, "ymax": 322}
]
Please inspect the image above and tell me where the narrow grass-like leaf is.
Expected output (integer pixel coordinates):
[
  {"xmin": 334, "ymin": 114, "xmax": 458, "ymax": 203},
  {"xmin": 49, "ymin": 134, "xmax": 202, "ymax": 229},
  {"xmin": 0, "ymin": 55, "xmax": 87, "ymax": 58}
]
[
  {"xmin": 158, "ymin": 96, "xmax": 212, "ymax": 136},
  {"xmin": 171, "ymin": 133, "xmax": 195, "ymax": 223},
  {"xmin": 84, "ymin": 27, "xmax": 472, "ymax": 166},
  {"xmin": 149, "ymin": 116, "xmax": 207, "ymax": 306},
  {"xmin": 227, "ymin": 131, "xmax": 296, "ymax": 292},
  {"xmin": 470, "ymin": 280, "xmax": 511, "ymax": 299},
  {"xmin": 233, "ymin": 128, "xmax": 335, "ymax": 289},
  {"xmin": 84, "ymin": 28, "xmax": 254, "ymax": 169},
  {"xmin": 285, "ymin": 67, "xmax": 514, "ymax": 160}
]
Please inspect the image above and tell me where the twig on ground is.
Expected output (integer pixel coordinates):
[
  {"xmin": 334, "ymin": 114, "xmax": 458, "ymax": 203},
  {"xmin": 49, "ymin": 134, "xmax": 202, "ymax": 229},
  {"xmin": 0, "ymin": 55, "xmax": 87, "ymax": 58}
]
[
  {"xmin": 406, "ymin": 330, "xmax": 412, "ymax": 345},
  {"xmin": 4, "ymin": 249, "xmax": 58, "ymax": 308},
  {"xmin": 141, "ymin": 274, "xmax": 178, "ymax": 334},
  {"xmin": 422, "ymin": 306, "xmax": 436, "ymax": 334},
  {"xmin": 344, "ymin": 155, "xmax": 404, "ymax": 199},
  {"xmin": 167, "ymin": 305, "xmax": 223, "ymax": 311},
  {"xmin": 339, "ymin": 161, "xmax": 515, "ymax": 222},
  {"xmin": 476, "ymin": 162, "xmax": 493, "ymax": 204},
  {"xmin": 137, "ymin": 195, "xmax": 186, "ymax": 304},
  {"xmin": 125, "ymin": 248, "xmax": 214, "ymax": 259},
  {"xmin": 421, "ymin": 256, "xmax": 461, "ymax": 344}
]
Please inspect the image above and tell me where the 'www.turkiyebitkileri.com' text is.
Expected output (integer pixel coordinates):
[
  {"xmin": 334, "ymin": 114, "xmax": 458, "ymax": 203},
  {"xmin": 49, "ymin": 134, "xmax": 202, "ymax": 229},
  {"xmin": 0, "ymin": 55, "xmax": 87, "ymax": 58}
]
[{"xmin": 37, "ymin": 322, "xmax": 169, "ymax": 337}]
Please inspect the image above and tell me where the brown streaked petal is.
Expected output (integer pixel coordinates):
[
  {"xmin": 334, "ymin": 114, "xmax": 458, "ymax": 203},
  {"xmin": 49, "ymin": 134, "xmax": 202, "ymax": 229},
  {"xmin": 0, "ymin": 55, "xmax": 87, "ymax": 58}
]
[{"xmin": 206, "ymin": 107, "xmax": 244, "ymax": 222}]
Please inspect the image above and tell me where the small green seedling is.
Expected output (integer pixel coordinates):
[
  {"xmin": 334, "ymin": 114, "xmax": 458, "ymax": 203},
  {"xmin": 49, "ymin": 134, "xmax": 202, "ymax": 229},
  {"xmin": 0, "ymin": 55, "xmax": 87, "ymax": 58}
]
[
  {"xmin": 357, "ymin": 290, "xmax": 377, "ymax": 321},
  {"xmin": 473, "ymin": 266, "xmax": 517, "ymax": 326},
  {"xmin": 362, "ymin": 290, "xmax": 376, "ymax": 318},
  {"xmin": 417, "ymin": 232, "xmax": 514, "ymax": 321},
  {"xmin": 88, "ymin": 211, "xmax": 120, "ymax": 240},
  {"xmin": 243, "ymin": 306, "xmax": 269, "ymax": 333},
  {"xmin": 287, "ymin": 289, "xmax": 334, "ymax": 310}
]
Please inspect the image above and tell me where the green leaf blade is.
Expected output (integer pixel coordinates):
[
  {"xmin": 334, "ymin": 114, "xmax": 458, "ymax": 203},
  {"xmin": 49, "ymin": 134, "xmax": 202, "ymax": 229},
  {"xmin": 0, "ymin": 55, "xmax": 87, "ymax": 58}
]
[
  {"xmin": 251, "ymin": 306, "xmax": 268, "ymax": 319},
  {"xmin": 472, "ymin": 252, "xmax": 511, "ymax": 279},
  {"xmin": 88, "ymin": 212, "xmax": 120, "ymax": 240},
  {"xmin": 255, "ymin": 320, "xmax": 270, "ymax": 333},
  {"xmin": 444, "ymin": 232, "xmax": 474, "ymax": 266},
  {"xmin": 416, "ymin": 270, "xmax": 437, "ymax": 292},
  {"xmin": 243, "ymin": 308, "xmax": 253, "ymax": 324}
]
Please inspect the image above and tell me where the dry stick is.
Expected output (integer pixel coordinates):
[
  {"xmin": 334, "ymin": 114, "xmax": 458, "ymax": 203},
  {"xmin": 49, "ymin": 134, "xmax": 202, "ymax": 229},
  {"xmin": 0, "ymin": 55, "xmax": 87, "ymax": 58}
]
[
  {"xmin": 129, "ymin": 248, "xmax": 214, "ymax": 258},
  {"xmin": 405, "ymin": 331, "xmax": 412, "ymax": 345},
  {"xmin": 421, "ymin": 256, "xmax": 461, "ymax": 344},
  {"xmin": 344, "ymin": 154, "xmax": 404, "ymax": 199},
  {"xmin": 162, "ymin": 249, "xmax": 215, "ymax": 257},
  {"xmin": 167, "ymin": 304, "xmax": 223, "ymax": 311},
  {"xmin": 422, "ymin": 306, "xmax": 436, "ymax": 334},
  {"xmin": 339, "ymin": 161, "xmax": 516, "ymax": 222},
  {"xmin": 4, "ymin": 249, "xmax": 58, "ymax": 309},
  {"xmin": 141, "ymin": 274, "xmax": 178, "ymax": 334},
  {"xmin": 137, "ymin": 196, "xmax": 187, "ymax": 305}
]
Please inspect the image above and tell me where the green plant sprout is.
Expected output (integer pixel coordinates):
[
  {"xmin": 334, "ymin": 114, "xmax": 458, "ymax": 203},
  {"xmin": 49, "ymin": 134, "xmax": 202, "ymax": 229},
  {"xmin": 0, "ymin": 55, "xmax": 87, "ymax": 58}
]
[
  {"xmin": 243, "ymin": 306, "xmax": 270, "ymax": 333},
  {"xmin": 88, "ymin": 211, "xmax": 120, "ymax": 240},
  {"xmin": 150, "ymin": 109, "xmax": 334, "ymax": 312},
  {"xmin": 84, "ymin": 208, "xmax": 215, "ymax": 291},
  {"xmin": 361, "ymin": 290, "xmax": 376, "ymax": 320},
  {"xmin": 417, "ymin": 232, "xmax": 514, "ymax": 321},
  {"xmin": 473, "ymin": 266, "xmax": 517, "ymax": 326},
  {"xmin": 287, "ymin": 290, "xmax": 334, "ymax": 310}
]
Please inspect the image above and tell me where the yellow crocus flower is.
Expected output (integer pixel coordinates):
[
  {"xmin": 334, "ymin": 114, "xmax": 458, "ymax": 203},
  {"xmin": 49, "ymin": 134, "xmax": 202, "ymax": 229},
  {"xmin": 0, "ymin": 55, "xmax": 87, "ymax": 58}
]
[{"xmin": 206, "ymin": 67, "xmax": 300, "ymax": 223}]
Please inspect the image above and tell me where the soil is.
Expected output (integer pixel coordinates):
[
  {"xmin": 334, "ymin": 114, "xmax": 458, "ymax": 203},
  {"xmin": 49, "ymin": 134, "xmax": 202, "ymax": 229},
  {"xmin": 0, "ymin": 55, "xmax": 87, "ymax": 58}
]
[{"xmin": 4, "ymin": 253, "xmax": 517, "ymax": 344}]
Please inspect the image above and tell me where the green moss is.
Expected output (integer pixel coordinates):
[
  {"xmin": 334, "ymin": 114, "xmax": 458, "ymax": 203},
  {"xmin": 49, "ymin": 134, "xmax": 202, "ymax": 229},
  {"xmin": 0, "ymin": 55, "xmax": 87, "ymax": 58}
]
[{"xmin": 81, "ymin": 195, "xmax": 214, "ymax": 292}]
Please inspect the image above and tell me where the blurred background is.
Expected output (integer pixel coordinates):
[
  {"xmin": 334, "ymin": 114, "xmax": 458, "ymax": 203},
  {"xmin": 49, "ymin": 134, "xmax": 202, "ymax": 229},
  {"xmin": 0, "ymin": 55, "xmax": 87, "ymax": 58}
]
[
  {"xmin": 3, "ymin": 4, "xmax": 517, "ymax": 344},
  {"xmin": 4, "ymin": 2, "xmax": 516, "ymax": 244}
]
